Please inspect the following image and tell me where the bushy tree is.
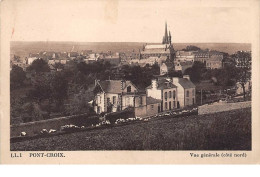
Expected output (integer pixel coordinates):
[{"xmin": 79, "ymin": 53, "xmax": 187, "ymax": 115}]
[
  {"xmin": 65, "ymin": 91, "xmax": 94, "ymax": 116},
  {"xmin": 183, "ymin": 45, "xmax": 201, "ymax": 51},
  {"xmin": 184, "ymin": 61, "xmax": 206, "ymax": 83},
  {"xmin": 10, "ymin": 65, "xmax": 26, "ymax": 90},
  {"xmin": 233, "ymin": 51, "xmax": 251, "ymax": 100},
  {"xmin": 27, "ymin": 58, "xmax": 50, "ymax": 73}
]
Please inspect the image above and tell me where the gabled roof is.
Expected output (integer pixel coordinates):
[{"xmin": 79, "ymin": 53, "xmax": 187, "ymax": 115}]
[
  {"xmin": 146, "ymin": 78, "xmax": 177, "ymax": 90},
  {"xmin": 146, "ymin": 97, "xmax": 161, "ymax": 105},
  {"xmin": 178, "ymin": 78, "xmax": 196, "ymax": 89},
  {"xmin": 145, "ymin": 44, "xmax": 170, "ymax": 49},
  {"xmin": 97, "ymin": 80, "xmax": 137, "ymax": 94}
]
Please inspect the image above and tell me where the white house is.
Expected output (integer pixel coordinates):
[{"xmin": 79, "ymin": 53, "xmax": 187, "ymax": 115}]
[
  {"xmin": 146, "ymin": 78, "xmax": 178, "ymax": 111},
  {"xmin": 93, "ymin": 80, "xmax": 139, "ymax": 113},
  {"xmin": 93, "ymin": 80, "xmax": 161, "ymax": 117},
  {"xmin": 172, "ymin": 75, "xmax": 196, "ymax": 107}
]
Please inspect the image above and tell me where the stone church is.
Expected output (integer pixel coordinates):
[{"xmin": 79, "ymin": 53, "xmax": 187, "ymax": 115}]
[{"xmin": 140, "ymin": 22, "xmax": 175, "ymax": 61}]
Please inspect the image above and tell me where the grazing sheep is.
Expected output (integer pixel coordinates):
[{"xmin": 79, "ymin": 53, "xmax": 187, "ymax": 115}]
[
  {"xmin": 49, "ymin": 129, "xmax": 57, "ymax": 133},
  {"xmin": 40, "ymin": 129, "xmax": 48, "ymax": 134},
  {"xmin": 20, "ymin": 132, "xmax": 27, "ymax": 136}
]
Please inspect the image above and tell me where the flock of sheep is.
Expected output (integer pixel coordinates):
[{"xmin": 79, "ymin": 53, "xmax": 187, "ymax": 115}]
[{"xmin": 20, "ymin": 107, "xmax": 198, "ymax": 137}]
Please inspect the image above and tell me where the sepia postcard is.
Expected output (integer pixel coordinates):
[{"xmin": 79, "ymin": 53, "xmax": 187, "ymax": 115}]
[{"xmin": 0, "ymin": 0, "xmax": 260, "ymax": 164}]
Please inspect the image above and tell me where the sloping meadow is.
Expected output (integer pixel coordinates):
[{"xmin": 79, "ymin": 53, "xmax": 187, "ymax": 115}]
[{"xmin": 11, "ymin": 108, "xmax": 251, "ymax": 150}]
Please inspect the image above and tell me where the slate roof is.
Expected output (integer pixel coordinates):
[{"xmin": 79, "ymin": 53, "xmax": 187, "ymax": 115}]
[
  {"xmin": 145, "ymin": 44, "xmax": 170, "ymax": 49},
  {"xmin": 146, "ymin": 78, "xmax": 177, "ymax": 90},
  {"xmin": 146, "ymin": 97, "xmax": 161, "ymax": 105},
  {"xmin": 97, "ymin": 80, "xmax": 136, "ymax": 94},
  {"xmin": 178, "ymin": 78, "xmax": 196, "ymax": 89}
]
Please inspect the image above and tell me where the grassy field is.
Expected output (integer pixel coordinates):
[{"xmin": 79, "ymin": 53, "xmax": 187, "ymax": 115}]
[{"xmin": 11, "ymin": 108, "xmax": 251, "ymax": 151}]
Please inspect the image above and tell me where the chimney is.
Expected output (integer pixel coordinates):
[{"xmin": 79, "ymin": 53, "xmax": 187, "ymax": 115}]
[
  {"xmin": 172, "ymin": 77, "xmax": 179, "ymax": 84},
  {"xmin": 152, "ymin": 79, "xmax": 158, "ymax": 89},
  {"xmin": 183, "ymin": 75, "xmax": 190, "ymax": 80},
  {"xmin": 121, "ymin": 80, "xmax": 126, "ymax": 90}
]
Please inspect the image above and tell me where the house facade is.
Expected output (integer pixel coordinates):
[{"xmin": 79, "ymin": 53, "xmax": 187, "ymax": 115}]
[
  {"xmin": 175, "ymin": 51, "xmax": 195, "ymax": 62},
  {"xmin": 93, "ymin": 80, "xmax": 161, "ymax": 117},
  {"xmin": 172, "ymin": 75, "xmax": 196, "ymax": 107},
  {"xmin": 146, "ymin": 78, "xmax": 178, "ymax": 111}
]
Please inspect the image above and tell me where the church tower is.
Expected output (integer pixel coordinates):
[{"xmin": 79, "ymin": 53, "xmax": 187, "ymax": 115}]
[
  {"xmin": 168, "ymin": 31, "xmax": 172, "ymax": 44},
  {"xmin": 162, "ymin": 22, "xmax": 171, "ymax": 44}
]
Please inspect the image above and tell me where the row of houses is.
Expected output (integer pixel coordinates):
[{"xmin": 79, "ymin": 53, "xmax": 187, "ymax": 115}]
[
  {"xmin": 93, "ymin": 75, "xmax": 196, "ymax": 117},
  {"xmin": 175, "ymin": 50, "xmax": 224, "ymax": 69}
]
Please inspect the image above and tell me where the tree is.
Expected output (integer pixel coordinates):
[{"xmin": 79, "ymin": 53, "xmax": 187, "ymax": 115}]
[
  {"xmin": 233, "ymin": 51, "xmax": 251, "ymax": 100},
  {"xmin": 27, "ymin": 58, "xmax": 50, "ymax": 73},
  {"xmin": 168, "ymin": 70, "xmax": 182, "ymax": 77},
  {"xmin": 10, "ymin": 65, "xmax": 26, "ymax": 90},
  {"xmin": 65, "ymin": 90, "xmax": 94, "ymax": 116},
  {"xmin": 183, "ymin": 45, "xmax": 201, "ymax": 51},
  {"xmin": 50, "ymin": 72, "xmax": 68, "ymax": 112},
  {"xmin": 184, "ymin": 61, "xmax": 206, "ymax": 83}
]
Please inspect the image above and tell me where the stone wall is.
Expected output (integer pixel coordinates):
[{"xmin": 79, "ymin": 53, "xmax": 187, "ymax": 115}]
[{"xmin": 198, "ymin": 101, "xmax": 251, "ymax": 115}]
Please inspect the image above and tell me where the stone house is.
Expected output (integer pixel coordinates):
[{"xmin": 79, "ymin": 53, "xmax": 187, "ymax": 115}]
[
  {"xmin": 93, "ymin": 80, "xmax": 161, "ymax": 117},
  {"xmin": 146, "ymin": 78, "xmax": 178, "ymax": 111},
  {"xmin": 172, "ymin": 75, "xmax": 196, "ymax": 107}
]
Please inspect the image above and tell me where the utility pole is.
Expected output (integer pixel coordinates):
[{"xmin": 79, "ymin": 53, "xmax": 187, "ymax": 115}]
[{"xmin": 201, "ymin": 89, "xmax": 203, "ymax": 105}]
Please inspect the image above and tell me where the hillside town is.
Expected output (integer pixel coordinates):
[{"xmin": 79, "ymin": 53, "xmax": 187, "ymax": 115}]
[{"xmin": 10, "ymin": 23, "xmax": 252, "ymax": 149}]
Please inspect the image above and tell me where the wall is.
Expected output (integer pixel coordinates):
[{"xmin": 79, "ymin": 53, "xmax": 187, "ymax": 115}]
[
  {"xmin": 184, "ymin": 88, "xmax": 196, "ymax": 106},
  {"xmin": 105, "ymin": 93, "xmax": 120, "ymax": 112},
  {"xmin": 198, "ymin": 101, "xmax": 251, "ymax": 115},
  {"xmin": 10, "ymin": 114, "xmax": 99, "ymax": 137},
  {"xmin": 146, "ymin": 103, "xmax": 160, "ymax": 117},
  {"xmin": 134, "ymin": 106, "xmax": 147, "ymax": 117},
  {"xmin": 94, "ymin": 92, "xmax": 105, "ymax": 113},
  {"xmin": 174, "ymin": 82, "xmax": 185, "ymax": 108},
  {"xmin": 161, "ymin": 88, "xmax": 178, "ymax": 111},
  {"xmin": 122, "ymin": 95, "xmax": 135, "ymax": 109}
]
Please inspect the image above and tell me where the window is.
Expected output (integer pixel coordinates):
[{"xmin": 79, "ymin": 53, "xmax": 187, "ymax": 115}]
[
  {"xmin": 99, "ymin": 96, "xmax": 102, "ymax": 104},
  {"xmin": 192, "ymin": 89, "xmax": 195, "ymax": 96},
  {"xmin": 127, "ymin": 86, "xmax": 131, "ymax": 93},
  {"xmin": 169, "ymin": 101, "xmax": 171, "ymax": 110},
  {"xmin": 173, "ymin": 90, "xmax": 176, "ymax": 99},
  {"xmin": 164, "ymin": 92, "xmax": 167, "ymax": 101},
  {"xmin": 173, "ymin": 101, "xmax": 176, "ymax": 108},
  {"xmin": 186, "ymin": 90, "xmax": 190, "ymax": 97},
  {"xmin": 151, "ymin": 105, "xmax": 154, "ymax": 110},
  {"xmin": 107, "ymin": 97, "xmax": 110, "ymax": 104},
  {"xmin": 165, "ymin": 102, "xmax": 168, "ymax": 110},
  {"xmin": 113, "ymin": 96, "xmax": 116, "ymax": 104},
  {"xmin": 169, "ymin": 91, "xmax": 172, "ymax": 98}
]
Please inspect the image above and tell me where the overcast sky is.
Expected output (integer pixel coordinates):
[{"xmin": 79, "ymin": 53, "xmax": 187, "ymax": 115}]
[{"xmin": 9, "ymin": 0, "xmax": 253, "ymax": 43}]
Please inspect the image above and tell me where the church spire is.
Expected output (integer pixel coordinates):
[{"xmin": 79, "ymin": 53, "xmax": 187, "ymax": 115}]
[
  {"xmin": 168, "ymin": 31, "xmax": 172, "ymax": 44},
  {"xmin": 164, "ymin": 22, "xmax": 168, "ymax": 44},
  {"xmin": 162, "ymin": 21, "xmax": 169, "ymax": 44}
]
